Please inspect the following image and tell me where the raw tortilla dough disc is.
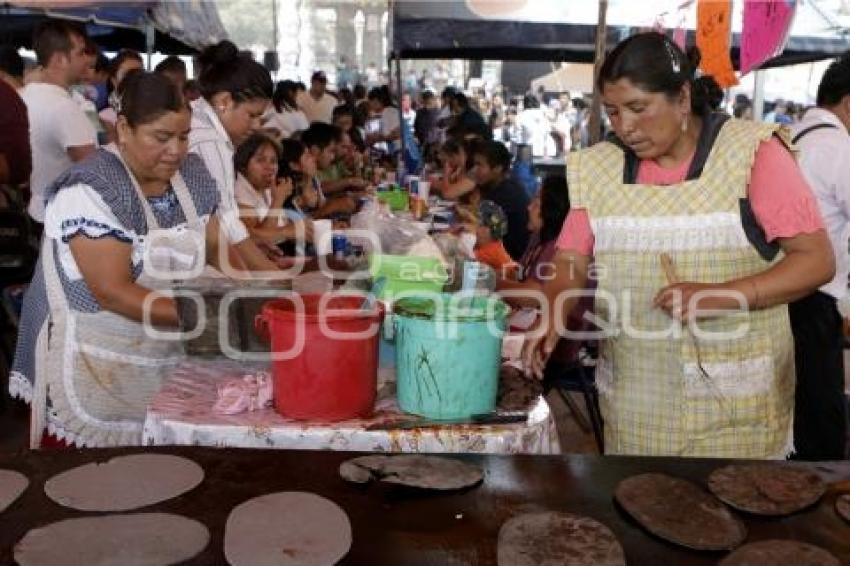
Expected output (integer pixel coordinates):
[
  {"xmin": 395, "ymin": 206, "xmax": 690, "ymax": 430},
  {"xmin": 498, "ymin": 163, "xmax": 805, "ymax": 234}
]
[
  {"xmin": 224, "ymin": 491, "xmax": 351, "ymax": 566},
  {"xmin": 718, "ymin": 539, "xmax": 840, "ymax": 566},
  {"xmin": 0, "ymin": 469, "xmax": 28, "ymax": 513},
  {"xmin": 44, "ymin": 453, "xmax": 204, "ymax": 511},
  {"xmin": 614, "ymin": 473, "xmax": 746, "ymax": 551},
  {"xmin": 497, "ymin": 511, "xmax": 626, "ymax": 566},
  {"xmin": 339, "ymin": 454, "xmax": 483, "ymax": 490},
  {"xmin": 707, "ymin": 464, "xmax": 826, "ymax": 516},
  {"xmin": 836, "ymin": 494, "xmax": 850, "ymax": 523},
  {"xmin": 14, "ymin": 512, "xmax": 209, "ymax": 566}
]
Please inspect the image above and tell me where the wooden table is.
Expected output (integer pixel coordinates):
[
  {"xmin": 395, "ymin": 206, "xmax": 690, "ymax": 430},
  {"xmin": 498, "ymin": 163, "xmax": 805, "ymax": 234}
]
[{"xmin": 0, "ymin": 447, "xmax": 847, "ymax": 565}]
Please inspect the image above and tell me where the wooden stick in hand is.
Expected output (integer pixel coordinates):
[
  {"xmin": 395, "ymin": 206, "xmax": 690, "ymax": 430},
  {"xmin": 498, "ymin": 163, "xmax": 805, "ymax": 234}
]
[{"xmin": 660, "ymin": 253, "xmax": 679, "ymax": 285}]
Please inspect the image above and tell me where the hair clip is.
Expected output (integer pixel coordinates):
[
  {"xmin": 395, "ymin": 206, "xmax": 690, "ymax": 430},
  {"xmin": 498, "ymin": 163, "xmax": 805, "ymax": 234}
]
[{"xmin": 664, "ymin": 40, "xmax": 681, "ymax": 74}]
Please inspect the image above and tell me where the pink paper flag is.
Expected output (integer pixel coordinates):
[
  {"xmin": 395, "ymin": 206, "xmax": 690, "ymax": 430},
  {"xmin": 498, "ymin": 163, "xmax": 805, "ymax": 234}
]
[
  {"xmin": 741, "ymin": 0, "xmax": 797, "ymax": 75},
  {"xmin": 673, "ymin": 27, "xmax": 686, "ymax": 49}
]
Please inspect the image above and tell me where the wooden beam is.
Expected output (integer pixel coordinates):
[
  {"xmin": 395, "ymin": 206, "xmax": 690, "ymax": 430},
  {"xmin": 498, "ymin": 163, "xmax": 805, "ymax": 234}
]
[{"xmin": 588, "ymin": 0, "xmax": 609, "ymax": 146}]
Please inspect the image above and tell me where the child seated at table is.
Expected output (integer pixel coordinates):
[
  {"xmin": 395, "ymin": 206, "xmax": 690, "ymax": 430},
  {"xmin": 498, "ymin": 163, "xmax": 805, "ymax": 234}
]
[
  {"xmin": 460, "ymin": 200, "xmax": 517, "ymax": 278},
  {"xmin": 300, "ymin": 124, "xmax": 359, "ymax": 216},
  {"xmin": 318, "ymin": 129, "xmax": 369, "ymax": 195},
  {"xmin": 279, "ymin": 139, "xmax": 321, "ymax": 221},
  {"xmin": 234, "ymin": 133, "xmax": 313, "ymax": 246}
]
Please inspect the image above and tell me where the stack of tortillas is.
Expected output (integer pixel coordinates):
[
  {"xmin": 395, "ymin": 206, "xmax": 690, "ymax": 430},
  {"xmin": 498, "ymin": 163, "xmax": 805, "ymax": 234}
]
[
  {"xmin": 614, "ymin": 473, "xmax": 746, "ymax": 551},
  {"xmin": 224, "ymin": 492, "xmax": 351, "ymax": 566},
  {"xmin": 498, "ymin": 511, "xmax": 625, "ymax": 566},
  {"xmin": 16, "ymin": 454, "xmax": 209, "ymax": 565},
  {"xmin": 339, "ymin": 454, "xmax": 483, "ymax": 490},
  {"xmin": 0, "ymin": 469, "xmax": 28, "ymax": 513},
  {"xmin": 719, "ymin": 540, "xmax": 841, "ymax": 565},
  {"xmin": 707, "ymin": 464, "xmax": 826, "ymax": 516}
]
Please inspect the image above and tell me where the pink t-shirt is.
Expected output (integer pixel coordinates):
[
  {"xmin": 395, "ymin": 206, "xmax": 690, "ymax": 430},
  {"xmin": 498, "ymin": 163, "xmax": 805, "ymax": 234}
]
[{"xmin": 556, "ymin": 138, "xmax": 825, "ymax": 255}]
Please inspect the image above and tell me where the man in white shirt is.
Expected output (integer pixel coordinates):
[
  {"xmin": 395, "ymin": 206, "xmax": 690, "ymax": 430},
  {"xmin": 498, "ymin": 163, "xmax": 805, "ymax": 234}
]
[
  {"xmin": 21, "ymin": 20, "xmax": 96, "ymax": 223},
  {"xmin": 788, "ymin": 54, "xmax": 850, "ymax": 460},
  {"xmin": 297, "ymin": 71, "xmax": 338, "ymax": 124}
]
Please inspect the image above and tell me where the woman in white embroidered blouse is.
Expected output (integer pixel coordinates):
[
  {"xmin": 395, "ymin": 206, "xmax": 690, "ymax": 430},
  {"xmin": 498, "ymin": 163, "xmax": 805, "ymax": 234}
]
[
  {"xmin": 189, "ymin": 40, "xmax": 282, "ymax": 274},
  {"xmin": 12, "ymin": 72, "xmax": 229, "ymax": 448}
]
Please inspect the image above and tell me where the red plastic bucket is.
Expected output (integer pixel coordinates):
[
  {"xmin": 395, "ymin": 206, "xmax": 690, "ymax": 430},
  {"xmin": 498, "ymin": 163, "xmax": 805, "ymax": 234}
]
[{"xmin": 256, "ymin": 293, "xmax": 384, "ymax": 421}]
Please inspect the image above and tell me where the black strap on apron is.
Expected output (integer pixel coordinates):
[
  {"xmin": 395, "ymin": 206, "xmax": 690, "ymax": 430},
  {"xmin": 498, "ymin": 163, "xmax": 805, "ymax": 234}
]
[
  {"xmin": 608, "ymin": 112, "xmax": 730, "ymax": 184},
  {"xmin": 792, "ymin": 123, "xmax": 838, "ymax": 144},
  {"xmin": 608, "ymin": 113, "xmax": 781, "ymax": 261}
]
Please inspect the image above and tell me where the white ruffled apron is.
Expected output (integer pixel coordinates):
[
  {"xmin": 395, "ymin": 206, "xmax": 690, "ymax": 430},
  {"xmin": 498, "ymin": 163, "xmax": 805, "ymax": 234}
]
[{"xmin": 30, "ymin": 148, "xmax": 206, "ymax": 448}]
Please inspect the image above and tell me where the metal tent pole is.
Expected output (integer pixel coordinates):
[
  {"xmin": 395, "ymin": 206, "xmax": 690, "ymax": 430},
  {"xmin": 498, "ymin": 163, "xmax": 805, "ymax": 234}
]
[
  {"xmin": 753, "ymin": 69, "xmax": 766, "ymax": 122},
  {"xmin": 145, "ymin": 19, "xmax": 154, "ymax": 69},
  {"xmin": 395, "ymin": 55, "xmax": 406, "ymax": 175}
]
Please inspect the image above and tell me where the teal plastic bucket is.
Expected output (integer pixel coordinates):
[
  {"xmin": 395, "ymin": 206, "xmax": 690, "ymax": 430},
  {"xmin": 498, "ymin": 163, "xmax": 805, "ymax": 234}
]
[{"xmin": 392, "ymin": 293, "xmax": 508, "ymax": 419}]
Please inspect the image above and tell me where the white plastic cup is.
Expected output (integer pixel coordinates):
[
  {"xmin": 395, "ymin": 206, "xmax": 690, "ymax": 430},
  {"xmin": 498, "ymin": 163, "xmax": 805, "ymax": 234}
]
[
  {"xmin": 313, "ymin": 219, "xmax": 332, "ymax": 256},
  {"xmin": 418, "ymin": 181, "xmax": 431, "ymax": 201},
  {"xmin": 406, "ymin": 175, "xmax": 420, "ymax": 195}
]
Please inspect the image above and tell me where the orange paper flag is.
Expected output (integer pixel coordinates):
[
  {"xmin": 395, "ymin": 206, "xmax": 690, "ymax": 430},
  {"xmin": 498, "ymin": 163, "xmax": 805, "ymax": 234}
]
[{"xmin": 696, "ymin": 0, "xmax": 738, "ymax": 88}]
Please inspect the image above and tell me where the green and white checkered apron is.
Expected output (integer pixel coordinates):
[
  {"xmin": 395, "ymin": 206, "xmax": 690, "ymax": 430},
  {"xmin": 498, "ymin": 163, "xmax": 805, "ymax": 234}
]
[{"xmin": 567, "ymin": 119, "xmax": 795, "ymax": 458}]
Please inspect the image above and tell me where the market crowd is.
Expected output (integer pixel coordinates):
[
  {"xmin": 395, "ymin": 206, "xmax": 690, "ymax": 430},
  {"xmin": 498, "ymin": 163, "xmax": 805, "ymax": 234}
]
[{"xmin": 0, "ymin": 20, "xmax": 848, "ymax": 461}]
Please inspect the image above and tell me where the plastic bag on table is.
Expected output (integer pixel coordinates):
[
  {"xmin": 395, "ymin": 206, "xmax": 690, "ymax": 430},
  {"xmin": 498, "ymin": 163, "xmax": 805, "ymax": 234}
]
[
  {"xmin": 431, "ymin": 232, "xmax": 481, "ymax": 290},
  {"xmin": 350, "ymin": 199, "xmax": 444, "ymax": 263}
]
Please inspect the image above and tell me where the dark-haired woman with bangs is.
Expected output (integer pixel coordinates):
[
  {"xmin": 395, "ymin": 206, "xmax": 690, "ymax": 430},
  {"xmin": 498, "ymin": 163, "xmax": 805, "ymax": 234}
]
[
  {"xmin": 497, "ymin": 175, "xmax": 593, "ymax": 372},
  {"xmin": 11, "ymin": 72, "xmax": 230, "ymax": 448},
  {"xmin": 189, "ymin": 40, "xmax": 281, "ymax": 273},
  {"xmin": 497, "ymin": 175, "xmax": 571, "ymax": 304},
  {"xmin": 524, "ymin": 32, "xmax": 834, "ymax": 459},
  {"xmin": 263, "ymin": 80, "xmax": 309, "ymax": 140}
]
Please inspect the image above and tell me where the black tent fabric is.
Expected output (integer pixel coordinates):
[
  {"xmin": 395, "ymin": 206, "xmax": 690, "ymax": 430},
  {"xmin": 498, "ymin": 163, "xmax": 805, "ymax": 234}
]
[{"xmin": 392, "ymin": 1, "xmax": 849, "ymax": 68}]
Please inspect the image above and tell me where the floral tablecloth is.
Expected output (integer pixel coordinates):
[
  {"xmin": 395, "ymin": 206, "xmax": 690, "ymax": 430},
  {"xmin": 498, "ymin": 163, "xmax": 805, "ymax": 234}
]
[{"xmin": 143, "ymin": 359, "xmax": 561, "ymax": 455}]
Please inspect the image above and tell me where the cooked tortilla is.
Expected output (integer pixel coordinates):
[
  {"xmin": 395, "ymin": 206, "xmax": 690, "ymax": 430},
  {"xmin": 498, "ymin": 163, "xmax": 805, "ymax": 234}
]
[
  {"xmin": 615, "ymin": 473, "xmax": 746, "ymax": 551},
  {"xmin": 498, "ymin": 511, "xmax": 625, "ymax": 566},
  {"xmin": 224, "ymin": 492, "xmax": 351, "ymax": 566},
  {"xmin": 44, "ymin": 453, "xmax": 204, "ymax": 511},
  {"xmin": 340, "ymin": 454, "xmax": 483, "ymax": 490},
  {"xmin": 836, "ymin": 494, "xmax": 850, "ymax": 523},
  {"xmin": 708, "ymin": 464, "xmax": 826, "ymax": 516},
  {"xmin": 719, "ymin": 539, "xmax": 840, "ymax": 566},
  {"xmin": 14, "ymin": 513, "xmax": 209, "ymax": 566},
  {"xmin": 0, "ymin": 469, "xmax": 28, "ymax": 513}
]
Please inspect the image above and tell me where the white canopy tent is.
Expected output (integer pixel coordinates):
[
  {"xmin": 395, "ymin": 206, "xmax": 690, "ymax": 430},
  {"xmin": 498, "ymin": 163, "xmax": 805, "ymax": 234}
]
[{"xmin": 530, "ymin": 63, "xmax": 595, "ymax": 95}]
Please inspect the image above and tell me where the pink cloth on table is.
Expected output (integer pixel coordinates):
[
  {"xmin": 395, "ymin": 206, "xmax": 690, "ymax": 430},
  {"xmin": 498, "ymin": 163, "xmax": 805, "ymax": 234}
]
[
  {"xmin": 556, "ymin": 137, "xmax": 826, "ymax": 255},
  {"xmin": 212, "ymin": 372, "xmax": 274, "ymax": 415}
]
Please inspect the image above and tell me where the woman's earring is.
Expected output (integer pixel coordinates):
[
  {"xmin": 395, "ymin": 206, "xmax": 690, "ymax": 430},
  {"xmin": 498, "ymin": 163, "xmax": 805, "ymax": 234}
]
[{"xmin": 681, "ymin": 116, "xmax": 688, "ymax": 133}]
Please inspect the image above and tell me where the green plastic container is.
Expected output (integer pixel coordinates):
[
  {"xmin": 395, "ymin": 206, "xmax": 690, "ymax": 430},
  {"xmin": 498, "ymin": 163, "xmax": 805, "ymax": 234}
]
[
  {"xmin": 391, "ymin": 293, "xmax": 508, "ymax": 419},
  {"xmin": 376, "ymin": 189, "xmax": 409, "ymax": 211},
  {"xmin": 368, "ymin": 255, "xmax": 448, "ymax": 302}
]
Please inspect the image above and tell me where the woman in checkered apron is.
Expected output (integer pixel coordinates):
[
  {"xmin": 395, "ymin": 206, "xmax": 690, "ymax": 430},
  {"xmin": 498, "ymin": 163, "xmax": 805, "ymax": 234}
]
[
  {"xmin": 10, "ymin": 72, "xmax": 223, "ymax": 448},
  {"xmin": 525, "ymin": 33, "xmax": 834, "ymax": 459}
]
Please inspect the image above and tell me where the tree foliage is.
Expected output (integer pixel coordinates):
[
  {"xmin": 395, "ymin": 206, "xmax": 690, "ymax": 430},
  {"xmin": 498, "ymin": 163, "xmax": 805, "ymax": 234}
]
[{"xmin": 217, "ymin": 0, "xmax": 276, "ymax": 50}]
